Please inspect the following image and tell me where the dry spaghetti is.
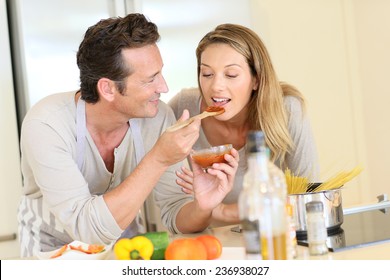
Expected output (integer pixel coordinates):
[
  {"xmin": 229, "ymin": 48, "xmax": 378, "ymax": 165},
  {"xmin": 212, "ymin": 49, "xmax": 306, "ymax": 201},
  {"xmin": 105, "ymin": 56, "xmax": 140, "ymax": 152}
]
[
  {"xmin": 285, "ymin": 168, "xmax": 312, "ymax": 194},
  {"xmin": 313, "ymin": 165, "xmax": 363, "ymax": 192},
  {"xmin": 285, "ymin": 165, "xmax": 363, "ymax": 194}
]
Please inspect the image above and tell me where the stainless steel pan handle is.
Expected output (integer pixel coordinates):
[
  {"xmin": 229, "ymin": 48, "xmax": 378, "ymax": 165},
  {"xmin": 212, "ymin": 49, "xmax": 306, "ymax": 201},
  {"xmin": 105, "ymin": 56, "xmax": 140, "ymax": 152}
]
[{"xmin": 343, "ymin": 194, "xmax": 390, "ymax": 215}]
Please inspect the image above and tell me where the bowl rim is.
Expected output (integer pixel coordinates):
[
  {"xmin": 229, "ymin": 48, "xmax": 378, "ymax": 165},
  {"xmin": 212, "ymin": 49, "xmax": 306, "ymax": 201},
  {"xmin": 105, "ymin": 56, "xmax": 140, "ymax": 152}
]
[{"xmin": 191, "ymin": 144, "xmax": 233, "ymax": 155}]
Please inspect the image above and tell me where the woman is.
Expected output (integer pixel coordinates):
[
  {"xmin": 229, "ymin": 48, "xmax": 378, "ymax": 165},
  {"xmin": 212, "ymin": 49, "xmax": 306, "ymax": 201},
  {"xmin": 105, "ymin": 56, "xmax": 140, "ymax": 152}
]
[{"xmin": 158, "ymin": 23, "xmax": 319, "ymax": 232}]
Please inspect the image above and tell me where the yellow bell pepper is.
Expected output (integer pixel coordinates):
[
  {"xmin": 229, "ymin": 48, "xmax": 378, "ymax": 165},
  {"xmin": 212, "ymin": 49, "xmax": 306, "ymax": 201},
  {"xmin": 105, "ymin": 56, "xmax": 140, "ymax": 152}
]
[{"xmin": 114, "ymin": 236, "xmax": 154, "ymax": 260}]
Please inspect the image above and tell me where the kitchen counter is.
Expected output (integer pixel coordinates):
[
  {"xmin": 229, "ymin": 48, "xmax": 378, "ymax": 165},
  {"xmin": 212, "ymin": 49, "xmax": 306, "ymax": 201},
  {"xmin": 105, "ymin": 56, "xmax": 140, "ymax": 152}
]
[
  {"xmin": 20, "ymin": 210, "xmax": 390, "ymax": 261},
  {"xmin": 6, "ymin": 225, "xmax": 389, "ymax": 280},
  {"xmin": 171, "ymin": 224, "xmax": 390, "ymax": 260},
  {"xmin": 17, "ymin": 224, "xmax": 390, "ymax": 260}
]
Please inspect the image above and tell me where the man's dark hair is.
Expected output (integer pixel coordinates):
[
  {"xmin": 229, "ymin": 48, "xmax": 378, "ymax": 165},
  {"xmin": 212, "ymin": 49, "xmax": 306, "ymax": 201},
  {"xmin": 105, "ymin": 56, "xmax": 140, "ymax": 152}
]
[{"xmin": 77, "ymin": 13, "xmax": 160, "ymax": 103}]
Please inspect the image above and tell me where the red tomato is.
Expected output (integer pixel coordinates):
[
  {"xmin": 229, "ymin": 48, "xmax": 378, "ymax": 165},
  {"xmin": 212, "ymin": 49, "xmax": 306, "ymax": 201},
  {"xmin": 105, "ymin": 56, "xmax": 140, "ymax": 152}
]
[
  {"xmin": 195, "ymin": 235, "xmax": 223, "ymax": 260},
  {"xmin": 165, "ymin": 238, "xmax": 207, "ymax": 260}
]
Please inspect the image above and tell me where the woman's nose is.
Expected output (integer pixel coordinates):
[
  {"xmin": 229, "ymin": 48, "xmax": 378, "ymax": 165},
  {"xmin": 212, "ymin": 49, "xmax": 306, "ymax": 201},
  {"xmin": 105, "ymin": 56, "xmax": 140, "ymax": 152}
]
[{"xmin": 210, "ymin": 74, "xmax": 225, "ymax": 91}]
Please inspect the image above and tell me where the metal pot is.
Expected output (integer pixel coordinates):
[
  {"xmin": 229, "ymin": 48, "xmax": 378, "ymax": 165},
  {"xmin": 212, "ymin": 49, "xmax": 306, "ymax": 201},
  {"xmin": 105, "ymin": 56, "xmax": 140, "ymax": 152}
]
[{"xmin": 287, "ymin": 187, "xmax": 343, "ymax": 238}]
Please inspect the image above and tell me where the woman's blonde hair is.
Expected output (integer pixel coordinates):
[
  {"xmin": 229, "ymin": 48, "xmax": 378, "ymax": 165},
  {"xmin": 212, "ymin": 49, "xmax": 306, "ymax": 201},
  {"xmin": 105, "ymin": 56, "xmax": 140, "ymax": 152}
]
[{"xmin": 196, "ymin": 23, "xmax": 305, "ymax": 166}]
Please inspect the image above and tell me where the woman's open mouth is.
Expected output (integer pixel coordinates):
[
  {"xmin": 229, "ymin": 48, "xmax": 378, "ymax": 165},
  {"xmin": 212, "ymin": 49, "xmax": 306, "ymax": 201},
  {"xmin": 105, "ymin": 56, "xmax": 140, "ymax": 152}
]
[{"xmin": 211, "ymin": 97, "xmax": 231, "ymax": 107}]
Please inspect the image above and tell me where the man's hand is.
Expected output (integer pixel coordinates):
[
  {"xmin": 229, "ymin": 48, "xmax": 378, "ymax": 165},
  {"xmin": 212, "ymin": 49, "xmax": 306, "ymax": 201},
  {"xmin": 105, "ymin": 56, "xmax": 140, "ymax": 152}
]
[{"xmin": 152, "ymin": 109, "xmax": 201, "ymax": 167}]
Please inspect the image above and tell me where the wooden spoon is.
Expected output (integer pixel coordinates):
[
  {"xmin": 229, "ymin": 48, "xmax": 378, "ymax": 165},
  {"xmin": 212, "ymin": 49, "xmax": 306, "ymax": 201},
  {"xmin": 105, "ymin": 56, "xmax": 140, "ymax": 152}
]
[{"xmin": 166, "ymin": 106, "xmax": 225, "ymax": 132}]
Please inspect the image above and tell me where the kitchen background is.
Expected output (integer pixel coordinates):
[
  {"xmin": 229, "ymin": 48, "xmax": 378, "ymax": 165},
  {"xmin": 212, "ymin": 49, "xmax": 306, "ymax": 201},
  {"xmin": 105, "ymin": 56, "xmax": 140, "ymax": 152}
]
[{"xmin": 1, "ymin": 0, "xmax": 389, "ymax": 259}]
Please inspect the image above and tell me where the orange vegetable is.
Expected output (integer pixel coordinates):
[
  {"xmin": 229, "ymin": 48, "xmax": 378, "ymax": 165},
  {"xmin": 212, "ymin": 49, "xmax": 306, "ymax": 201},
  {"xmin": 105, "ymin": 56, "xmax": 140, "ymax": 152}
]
[
  {"xmin": 50, "ymin": 244, "xmax": 68, "ymax": 259},
  {"xmin": 164, "ymin": 238, "xmax": 207, "ymax": 260},
  {"xmin": 87, "ymin": 244, "xmax": 106, "ymax": 254},
  {"xmin": 195, "ymin": 235, "xmax": 222, "ymax": 260},
  {"xmin": 50, "ymin": 243, "xmax": 105, "ymax": 258},
  {"xmin": 69, "ymin": 244, "xmax": 105, "ymax": 254}
]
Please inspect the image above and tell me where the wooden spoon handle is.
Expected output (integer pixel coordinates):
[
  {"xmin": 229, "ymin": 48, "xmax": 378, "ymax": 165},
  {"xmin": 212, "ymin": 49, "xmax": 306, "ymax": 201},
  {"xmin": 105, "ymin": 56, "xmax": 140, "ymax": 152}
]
[
  {"xmin": 165, "ymin": 112, "xmax": 207, "ymax": 132},
  {"xmin": 166, "ymin": 118, "xmax": 194, "ymax": 132},
  {"xmin": 166, "ymin": 107, "xmax": 224, "ymax": 132}
]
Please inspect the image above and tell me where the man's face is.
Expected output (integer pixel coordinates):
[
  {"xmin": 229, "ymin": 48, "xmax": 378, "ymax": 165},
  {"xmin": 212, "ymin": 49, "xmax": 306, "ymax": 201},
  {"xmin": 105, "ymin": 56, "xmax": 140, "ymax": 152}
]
[{"xmin": 113, "ymin": 44, "xmax": 168, "ymax": 118}]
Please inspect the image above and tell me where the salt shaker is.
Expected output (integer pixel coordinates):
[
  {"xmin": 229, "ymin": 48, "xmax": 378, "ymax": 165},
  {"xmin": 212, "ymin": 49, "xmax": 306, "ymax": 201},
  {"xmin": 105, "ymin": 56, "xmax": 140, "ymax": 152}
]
[{"xmin": 306, "ymin": 201, "xmax": 328, "ymax": 256}]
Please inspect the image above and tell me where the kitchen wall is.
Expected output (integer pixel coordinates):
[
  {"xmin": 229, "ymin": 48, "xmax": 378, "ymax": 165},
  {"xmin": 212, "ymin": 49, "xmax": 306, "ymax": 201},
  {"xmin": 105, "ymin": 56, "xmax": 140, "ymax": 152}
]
[
  {"xmin": 249, "ymin": 0, "xmax": 390, "ymax": 207},
  {"xmin": 352, "ymin": 0, "xmax": 390, "ymax": 206}
]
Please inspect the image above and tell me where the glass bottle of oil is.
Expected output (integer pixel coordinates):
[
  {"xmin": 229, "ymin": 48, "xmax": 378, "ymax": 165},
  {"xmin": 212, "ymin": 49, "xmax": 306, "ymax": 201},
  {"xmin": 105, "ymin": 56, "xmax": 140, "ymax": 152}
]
[
  {"xmin": 259, "ymin": 190, "xmax": 288, "ymax": 260},
  {"xmin": 239, "ymin": 130, "xmax": 287, "ymax": 260},
  {"xmin": 255, "ymin": 133, "xmax": 287, "ymax": 260},
  {"xmin": 238, "ymin": 184, "xmax": 262, "ymax": 259},
  {"xmin": 238, "ymin": 132, "xmax": 264, "ymax": 259}
]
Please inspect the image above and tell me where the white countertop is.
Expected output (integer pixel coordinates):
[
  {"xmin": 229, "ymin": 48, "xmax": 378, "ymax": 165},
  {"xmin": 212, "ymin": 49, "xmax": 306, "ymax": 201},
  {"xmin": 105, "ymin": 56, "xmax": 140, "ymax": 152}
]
[
  {"xmin": 172, "ymin": 225, "xmax": 390, "ymax": 260},
  {"xmin": 22, "ymin": 224, "xmax": 390, "ymax": 260}
]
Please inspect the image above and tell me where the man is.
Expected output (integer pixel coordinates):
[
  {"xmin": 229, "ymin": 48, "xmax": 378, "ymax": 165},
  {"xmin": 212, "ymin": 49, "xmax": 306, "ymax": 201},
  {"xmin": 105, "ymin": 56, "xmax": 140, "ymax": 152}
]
[{"xmin": 17, "ymin": 13, "xmax": 207, "ymax": 257}]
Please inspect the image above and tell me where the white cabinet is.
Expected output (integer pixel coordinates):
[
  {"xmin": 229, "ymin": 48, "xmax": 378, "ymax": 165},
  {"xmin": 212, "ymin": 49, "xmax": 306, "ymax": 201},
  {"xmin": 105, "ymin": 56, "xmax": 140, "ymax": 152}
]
[{"xmin": 0, "ymin": 0, "xmax": 23, "ymax": 259}]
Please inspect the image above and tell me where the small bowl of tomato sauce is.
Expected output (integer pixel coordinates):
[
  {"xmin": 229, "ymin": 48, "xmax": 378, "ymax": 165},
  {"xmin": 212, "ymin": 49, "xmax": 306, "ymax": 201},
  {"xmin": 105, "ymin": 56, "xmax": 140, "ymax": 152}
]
[{"xmin": 191, "ymin": 144, "xmax": 233, "ymax": 169}]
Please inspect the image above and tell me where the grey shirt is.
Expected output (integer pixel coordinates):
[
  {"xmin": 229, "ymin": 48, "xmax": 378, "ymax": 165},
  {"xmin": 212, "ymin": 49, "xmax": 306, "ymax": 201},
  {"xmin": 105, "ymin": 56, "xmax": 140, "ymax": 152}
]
[{"xmin": 17, "ymin": 91, "xmax": 180, "ymax": 257}]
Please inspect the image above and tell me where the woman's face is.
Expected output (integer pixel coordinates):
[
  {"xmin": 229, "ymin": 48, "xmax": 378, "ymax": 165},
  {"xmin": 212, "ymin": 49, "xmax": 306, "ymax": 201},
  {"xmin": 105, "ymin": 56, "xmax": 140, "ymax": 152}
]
[{"xmin": 199, "ymin": 43, "xmax": 257, "ymax": 121}]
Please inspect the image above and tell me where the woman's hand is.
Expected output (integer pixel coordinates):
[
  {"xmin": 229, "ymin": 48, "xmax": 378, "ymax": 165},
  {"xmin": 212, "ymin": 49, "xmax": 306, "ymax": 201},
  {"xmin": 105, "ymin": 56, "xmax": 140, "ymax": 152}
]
[
  {"xmin": 190, "ymin": 148, "xmax": 239, "ymax": 212},
  {"xmin": 173, "ymin": 148, "xmax": 239, "ymax": 233},
  {"xmin": 176, "ymin": 166, "xmax": 194, "ymax": 194},
  {"xmin": 176, "ymin": 163, "xmax": 240, "ymax": 224}
]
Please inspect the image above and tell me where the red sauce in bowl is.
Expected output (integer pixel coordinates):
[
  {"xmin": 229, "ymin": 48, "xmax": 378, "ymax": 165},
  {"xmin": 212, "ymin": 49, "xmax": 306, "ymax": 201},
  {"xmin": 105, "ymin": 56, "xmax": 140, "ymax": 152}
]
[{"xmin": 191, "ymin": 144, "xmax": 232, "ymax": 168}]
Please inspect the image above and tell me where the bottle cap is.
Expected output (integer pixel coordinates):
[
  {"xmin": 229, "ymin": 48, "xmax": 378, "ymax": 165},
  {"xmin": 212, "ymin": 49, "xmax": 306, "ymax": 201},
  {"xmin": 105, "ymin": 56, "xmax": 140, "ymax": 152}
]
[
  {"xmin": 246, "ymin": 130, "xmax": 265, "ymax": 153},
  {"xmin": 305, "ymin": 201, "xmax": 324, "ymax": 212}
]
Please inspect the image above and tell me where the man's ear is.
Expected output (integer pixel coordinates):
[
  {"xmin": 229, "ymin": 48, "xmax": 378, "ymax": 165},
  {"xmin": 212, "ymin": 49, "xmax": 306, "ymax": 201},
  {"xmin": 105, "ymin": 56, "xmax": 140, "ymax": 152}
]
[{"xmin": 97, "ymin": 78, "xmax": 117, "ymax": 102}]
